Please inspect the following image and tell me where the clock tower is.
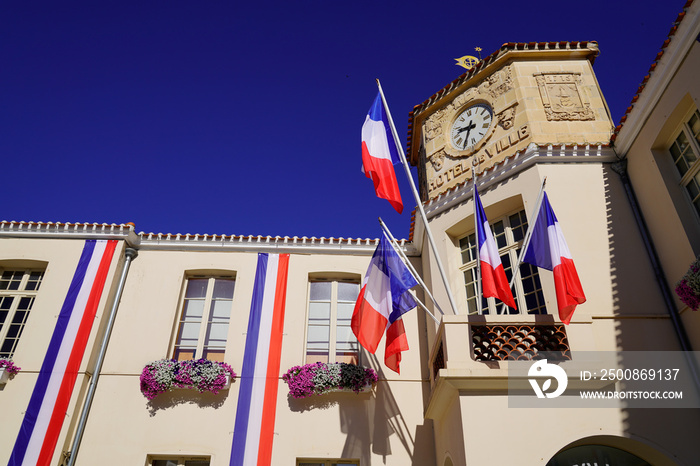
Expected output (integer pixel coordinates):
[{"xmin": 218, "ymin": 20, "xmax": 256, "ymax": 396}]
[{"xmin": 407, "ymin": 41, "xmax": 613, "ymax": 200}]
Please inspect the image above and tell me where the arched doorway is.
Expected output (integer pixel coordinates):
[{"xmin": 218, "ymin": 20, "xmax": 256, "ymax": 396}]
[
  {"xmin": 546, "ymin": 435, "xmax": 678, "ymax": 466},
  {"xmin": 547, "ymin": 444, "xmax": 650, "ymax": 466}
]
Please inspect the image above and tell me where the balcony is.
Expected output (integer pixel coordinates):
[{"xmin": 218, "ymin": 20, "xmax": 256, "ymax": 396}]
[
  {"xmin": 471, "ymin": 323, "xmax": 570, "ymax": 361},
  {"xmin": 425, "ymin": 314, "xmax": 574, "ymax": 419}
]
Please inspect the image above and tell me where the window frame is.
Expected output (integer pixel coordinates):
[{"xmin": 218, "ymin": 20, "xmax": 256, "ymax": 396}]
[
  {"xmin": 304, "ymin": 277, "xmax": 361, "ymax": 365},
  {"xmin": 146, "ymin": 455, "xmax": 210, "ymax": 466},
  {"xmin": 668, "ymin": 108, "xmax": 700, "ymax": 216},
  {"xmin": 171, "ymin": 274, "xmax": 236, "ymax": 362},
  {"xmin": 459, "ymin": 207, "xmax": 547, "ymax": 316},
  {"xmin": 0, "ymin": 268, "xmax": 45, "ymax": 358}
]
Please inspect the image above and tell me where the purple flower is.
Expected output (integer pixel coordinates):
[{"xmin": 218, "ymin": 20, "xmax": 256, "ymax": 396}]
[
  {"xmin": 0, "ymin": 358, "xmax": 21, "ymax": 376},
  {"xmin": 282, "ymin": 362, "xmax": 377, "ymax": 398},
  {"xmin": 676, "ymin": 257, "xmax": 700, "ymax": 311},
  {"xmin": 140, "ymin": 358, "xmax": 236, "ymax": 400},
  {"xmin": 676, "ymin": 279, "xmax": 700, "ymax": 311}
]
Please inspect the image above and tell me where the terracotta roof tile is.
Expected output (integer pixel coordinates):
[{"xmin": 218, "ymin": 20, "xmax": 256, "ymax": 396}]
[{"xmin": 408, "ymin": 208, "xmax": 417, "ymax": 242}]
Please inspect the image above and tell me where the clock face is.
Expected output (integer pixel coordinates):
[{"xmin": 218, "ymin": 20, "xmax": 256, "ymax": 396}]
[{"xmin": 450, "ymin": 103, "xmax": 493, "ymax": 151}]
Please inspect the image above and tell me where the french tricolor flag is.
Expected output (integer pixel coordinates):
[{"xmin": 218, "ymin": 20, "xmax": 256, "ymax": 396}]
[
  {"xmin": 361, "ymin": 92, "xmax": 404, "ymax": 214},
  {"xmin": 523, "ymin": 192, "xmax": 586, "ymax": 324},
  {"xmin": 9, "ymin": 239, "xmax": 117, "ymax": 466},
  {"xmin": 475, "ymin": 190, "xmax": 517, "ymax": 310},
  {"xmin": 230, "ymin": 253, "xmax": 289, "ymax": 466},
  {"xmin": 351, "ymin": 233, "xmax": 417, "ymax": 374}
]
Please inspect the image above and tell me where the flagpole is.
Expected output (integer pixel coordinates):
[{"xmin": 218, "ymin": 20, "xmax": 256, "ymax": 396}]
[
  {"xmin": 379, "ymin": 228, "xmax": 442, "ymax": 326},
  {"xmin": 379, "ymin": 217, "xmax": 445, "ymax": 323},
  {"xmin": 375, "ymin": 79, "xmax": 459, "ymax": 316},
  {"xmin": 497, "ymin": 177, "xmax": 547, "ymax": 315},
  {"xmin": 471, "ymin": 162, "xmax": 483, "ymax": 315},
  {"xmin": 413, "ymin": 290, "xmax": 442, "ymax": 326}
]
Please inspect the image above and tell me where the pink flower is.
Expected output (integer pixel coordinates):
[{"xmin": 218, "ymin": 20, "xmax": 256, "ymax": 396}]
[
  {"xmin": 676, "ymin": 258, "xmax": 700, "ymax": 311},
  {"xmin": 0, "ymin": 359, "xmax": 21, "ymax": 376},
  {"xmin": 140, "ymin": 359, "xmax": 236, "ymax": 400},
  {"xmin": 282, "ymin": 362, "xmax": 377, "ymax": 398}
]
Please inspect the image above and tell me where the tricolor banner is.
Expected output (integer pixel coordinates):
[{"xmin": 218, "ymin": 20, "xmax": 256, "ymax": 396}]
[
  {"xmin": 230, "ymin": 253, "xmax": 290, "ymax": 466},
  {"xmin": 9, "ymin": 239, "xmax": 117, "ymax": 466}
]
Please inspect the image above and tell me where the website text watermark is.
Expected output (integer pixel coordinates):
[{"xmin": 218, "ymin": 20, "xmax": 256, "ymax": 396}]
[{"xmin": 579, "ymin": 390, "xmax": 683, "ymax": 400}]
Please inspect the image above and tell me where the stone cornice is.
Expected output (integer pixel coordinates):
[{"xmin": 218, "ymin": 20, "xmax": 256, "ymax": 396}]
[
  {"xmin": 136, "ymin": 233, "xmax": 418, "ymax": 256},
  {"xmin": 424, "ymin": 143, "xmax": 617, "ymax": 219},
  {"xmin": 0, "ymin": 221, "xmax": 140, "ymax": 246},
  {"xmin": 0, "ymin": 221, "xmax": 419, "ymax": 256}
]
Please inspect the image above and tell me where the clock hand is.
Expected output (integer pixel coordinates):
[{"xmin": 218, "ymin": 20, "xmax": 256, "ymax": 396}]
[{"xmin": 462, "ymin": 120, "xmax": 476, "ymax": 149}]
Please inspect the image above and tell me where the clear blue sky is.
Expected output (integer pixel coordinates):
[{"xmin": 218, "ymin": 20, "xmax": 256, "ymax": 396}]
[{"xmin": 1, "ymin": 1, "xmax": 683, "ymax": 239}]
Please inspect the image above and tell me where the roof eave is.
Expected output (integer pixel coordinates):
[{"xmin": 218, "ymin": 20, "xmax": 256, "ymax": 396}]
[{"xmin": 612, "ymin": 0, "xmax": 699, "ymax": 154}]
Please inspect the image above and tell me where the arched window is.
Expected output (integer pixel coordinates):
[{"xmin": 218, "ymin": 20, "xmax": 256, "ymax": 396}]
[
  {"xmin": 668, "ymin": 108, "xmax": 700, "ymax": 215},
  {"xmin": 172, "ymin": 272, "xmax": 236, "ymax": 362},
  {"xmin": 459, "ymin": 207, "xmax": 546, "ymax": 315},
  {"xmin": 305, "ymin": 276, "xmax": 360, "ymax": 364}
]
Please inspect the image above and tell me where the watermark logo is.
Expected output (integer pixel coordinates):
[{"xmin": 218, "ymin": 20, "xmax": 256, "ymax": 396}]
[
  {"xmin": 528, "ymin": 359, "xmax": 568, "ymax": 398},
  {"xmin": 510, "ymin": 352, "xmax": 698, "ymax": 408}
]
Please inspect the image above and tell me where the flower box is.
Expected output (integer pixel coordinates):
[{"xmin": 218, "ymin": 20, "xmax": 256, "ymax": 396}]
[
  {"xmin": 676, "ymin": 257, "xmax": 700, "ymax": 311},
  {"xmin": 173, "ymin": 372, "xmax": 232, "ymax": 390},
  {"xmin": 0, "ymin": 359, "xmax": 21, "ymax": 385},
  {"xmin": 283, "ymin": 362, "xmax": 378, "ymax": 399},
  {"xmin": 140, "ymin": 359, "xmax": 236, "ymax": 400},
  {"xmin": 326, "ymin": 383, "xmax": 373, "ymax": 394}
]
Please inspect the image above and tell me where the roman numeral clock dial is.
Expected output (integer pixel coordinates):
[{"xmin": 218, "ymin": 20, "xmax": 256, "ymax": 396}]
[{"xmin": 450, "ymin": 103, "xmax": 493, "ymax": 152}]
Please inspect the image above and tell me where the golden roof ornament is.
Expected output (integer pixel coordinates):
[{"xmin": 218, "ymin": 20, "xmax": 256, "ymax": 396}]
[
  {"xmin": 455, "ymin": 47, "xmax": 483, "ymax": 70},
  {"xmin": 455, "ymin": 55, "xmax": 479, "ymax": 70}
]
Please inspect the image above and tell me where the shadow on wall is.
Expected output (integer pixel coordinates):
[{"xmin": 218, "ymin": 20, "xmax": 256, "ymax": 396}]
[
  {"xmin": 602, "ymin": 164, "xmax": 700, "ymax": 465},
  {"xmin": 145, "ymin": 389, "xmax": 228, "ymax": 417},
  {"xmin": 602, "ymin": 165, "xmax": 662, "ymax": 320},
  {"xmin": 345, "ymin": 353, "xmax": 434, "ymax": 465},
  {"xmin": 285, "ymin": 351, "xmax": 434, "ymax": 465},
  {"xmin": 287, "ymin": 393, "xmax": 342, "ymax": 413}
]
